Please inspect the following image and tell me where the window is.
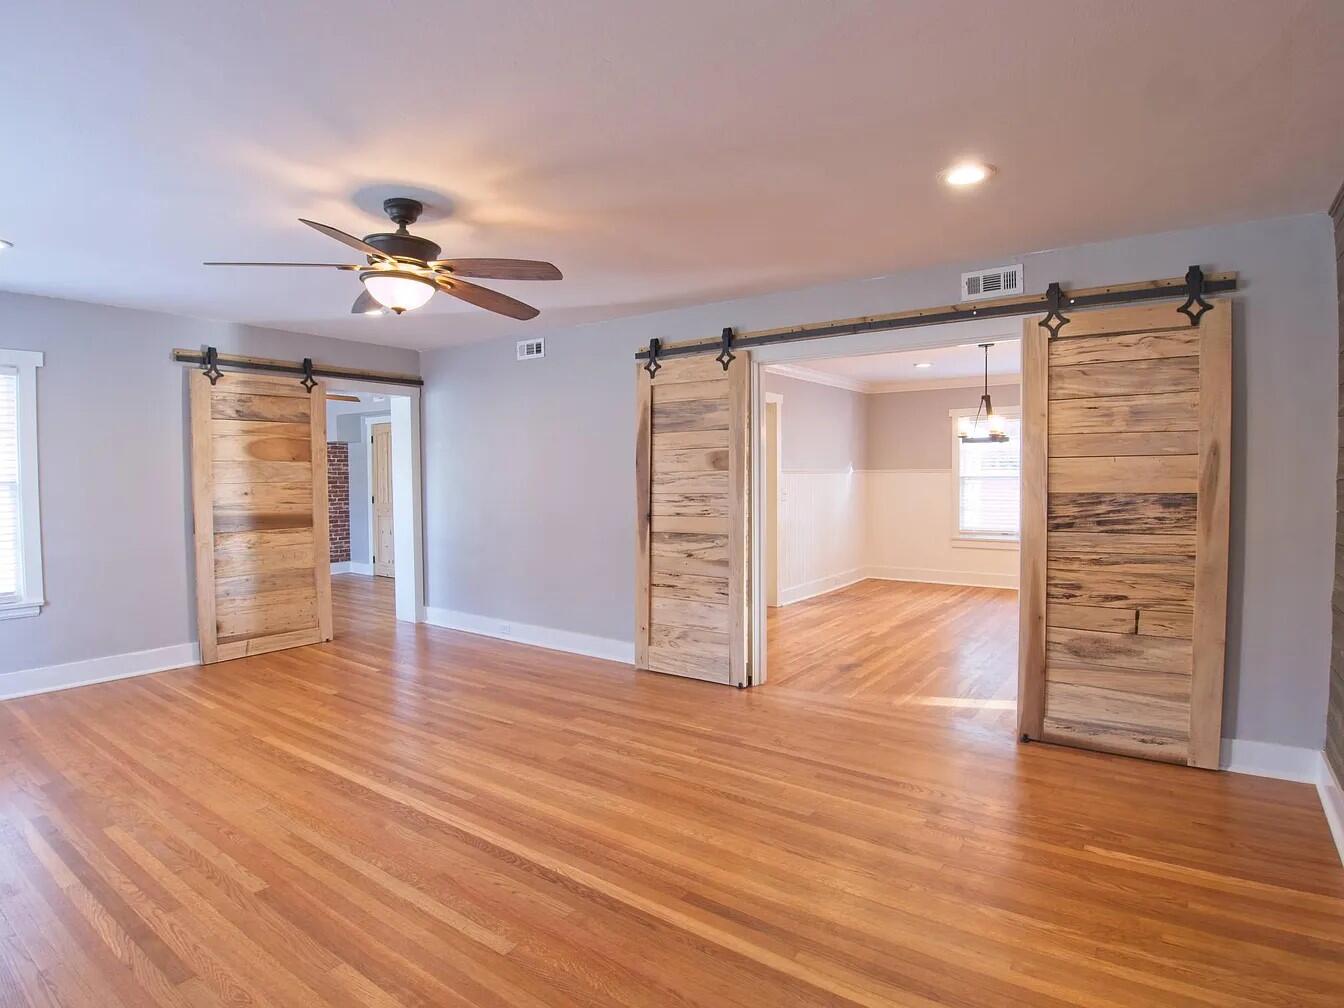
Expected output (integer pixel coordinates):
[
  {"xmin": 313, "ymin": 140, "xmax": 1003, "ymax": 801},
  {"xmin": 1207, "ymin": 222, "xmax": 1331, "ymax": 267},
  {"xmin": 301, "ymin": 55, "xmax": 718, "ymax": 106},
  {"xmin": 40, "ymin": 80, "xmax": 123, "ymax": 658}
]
[
  {"xmin": 950, "ymin": 406, "xmax": 1021, "ymax": 542},
  {"xmin": 0, "ymin": 348, "xmax": 44, "ymax": 620}
]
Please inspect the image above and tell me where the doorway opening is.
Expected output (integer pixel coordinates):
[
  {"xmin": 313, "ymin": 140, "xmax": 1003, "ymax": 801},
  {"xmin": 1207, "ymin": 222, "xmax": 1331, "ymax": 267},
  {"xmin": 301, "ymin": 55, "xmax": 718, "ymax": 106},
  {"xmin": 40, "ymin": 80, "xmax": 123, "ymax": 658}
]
[
  {"xmin": 753, "ymin": 320, "xmax": 1021, "ymax": 719},
  {"xmin": 323, "ymin": 382, "xmax": 424, "ymax": 635}
]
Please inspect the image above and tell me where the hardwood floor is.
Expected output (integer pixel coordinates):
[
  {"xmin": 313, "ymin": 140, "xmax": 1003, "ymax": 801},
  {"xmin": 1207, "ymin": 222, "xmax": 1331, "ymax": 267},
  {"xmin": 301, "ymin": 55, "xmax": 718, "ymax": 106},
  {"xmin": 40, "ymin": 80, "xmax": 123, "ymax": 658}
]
[
  {"xmin": 767, "ymin": 580, "xmax": 1018, "ymax": 708},
  {"xmin": 0, "ymin": 575, "xmax": 1340, "ymax": 1006},
  {"xmin": 331, "ymin": 572, "xmax": 395, "ymax": 634}
]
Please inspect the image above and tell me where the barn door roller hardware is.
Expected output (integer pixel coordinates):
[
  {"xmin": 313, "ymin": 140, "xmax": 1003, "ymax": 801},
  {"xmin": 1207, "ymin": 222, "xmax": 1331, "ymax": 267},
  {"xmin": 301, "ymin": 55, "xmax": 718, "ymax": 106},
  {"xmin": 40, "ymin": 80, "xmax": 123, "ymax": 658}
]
[
  {"xmin": 1041, "ymin": 265, "xmax": 1215, "ymax": 339},
  {"xmin": 715, "ymin": 327, "xmax": 736, "ymax": 371},
  {"xmin": 173, "ymin": 347, "xmax": 425, "ymax": 389},
  {"xmin": 633, "ymin": 268, "xmax": 1236, "ymax": 369}
]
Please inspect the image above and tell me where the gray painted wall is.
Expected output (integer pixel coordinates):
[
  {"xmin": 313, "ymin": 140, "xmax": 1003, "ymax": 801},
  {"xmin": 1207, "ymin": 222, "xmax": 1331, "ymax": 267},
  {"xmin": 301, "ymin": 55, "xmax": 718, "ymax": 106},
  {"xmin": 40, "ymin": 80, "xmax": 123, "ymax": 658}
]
[
  {"xmin": 0, "ymin": 291, "xmax": 419, "ymax": 677},
  {"xmin": 332, "ymin": 410, "xmax": 390, "ymax": 565},
  {"xmin": 421, "ymin": 213, "xmax": 1339, "ymax": 752},
  {"xmin": 760, "ymin": 373, "xmax": 866, "ymax": 470},
  {"xmin": 866, "ymin": 383, "xmax": 1021, "ymax": 470}
]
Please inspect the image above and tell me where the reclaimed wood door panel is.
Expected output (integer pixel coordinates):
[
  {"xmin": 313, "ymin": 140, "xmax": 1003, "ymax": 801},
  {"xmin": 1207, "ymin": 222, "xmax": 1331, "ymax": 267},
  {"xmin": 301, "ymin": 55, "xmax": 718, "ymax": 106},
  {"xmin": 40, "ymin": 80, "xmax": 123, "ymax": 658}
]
[
  {"xmin": 1020, "ymin": 300, "xmax": 1231, "ymax": 768},
  {"xmin": 372, "ymin": 422, "xmax": 394, "ymax": 578},
  {"xmin": 190, "ymin": 370, "xmax": 332, "ymax": 664},
  {"xmin": 1048, "ymin": 392, "xmax": 1198, "ymax": 434},
  {"xmin": 636, "ymin": 354, "xmax": 750, "ymax": 685}
]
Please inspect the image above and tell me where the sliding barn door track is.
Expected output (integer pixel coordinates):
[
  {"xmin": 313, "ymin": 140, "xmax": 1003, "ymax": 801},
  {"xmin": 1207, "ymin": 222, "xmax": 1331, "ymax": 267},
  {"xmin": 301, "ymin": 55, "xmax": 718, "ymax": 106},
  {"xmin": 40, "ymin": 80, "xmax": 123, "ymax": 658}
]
[{"xmin": 636, "ymin": 266, "xmax": 1234, "ymax": 374}]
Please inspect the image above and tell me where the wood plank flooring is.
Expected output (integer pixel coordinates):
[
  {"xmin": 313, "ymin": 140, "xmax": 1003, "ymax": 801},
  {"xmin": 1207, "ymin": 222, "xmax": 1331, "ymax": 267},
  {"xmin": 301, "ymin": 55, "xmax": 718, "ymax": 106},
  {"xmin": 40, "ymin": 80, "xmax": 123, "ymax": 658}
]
[
  {"xmin": 767, "ymin": 580, "xmax": 1018, "ymax": 709},
  {"xmin": 0, "ymin": 574, "xmax": 1340, "ymax": 1006}
]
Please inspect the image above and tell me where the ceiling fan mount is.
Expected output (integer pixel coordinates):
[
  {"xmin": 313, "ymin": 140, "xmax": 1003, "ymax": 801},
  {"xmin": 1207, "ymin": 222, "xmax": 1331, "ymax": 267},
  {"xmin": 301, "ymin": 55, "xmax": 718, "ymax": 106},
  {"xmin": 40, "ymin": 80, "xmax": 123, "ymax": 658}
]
[
  {"xmin": 363, "ymin": 198, "xmax": 442, "ymax": 263},
  {"xmin": 204, "ymin": 195, "xmax": 562, "ymax": 319}
]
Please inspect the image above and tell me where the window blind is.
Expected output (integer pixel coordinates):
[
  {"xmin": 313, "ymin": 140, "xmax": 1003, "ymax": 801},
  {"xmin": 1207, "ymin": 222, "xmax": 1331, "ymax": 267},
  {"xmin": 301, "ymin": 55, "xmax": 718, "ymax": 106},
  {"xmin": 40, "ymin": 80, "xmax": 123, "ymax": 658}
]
[
  {"xmin": 957, "ymin": 415, "xmax": 1021, "ymax": 537},
  {"xmin": 0, "ymin": 368, "xmax": 20, "ymax": 600}
]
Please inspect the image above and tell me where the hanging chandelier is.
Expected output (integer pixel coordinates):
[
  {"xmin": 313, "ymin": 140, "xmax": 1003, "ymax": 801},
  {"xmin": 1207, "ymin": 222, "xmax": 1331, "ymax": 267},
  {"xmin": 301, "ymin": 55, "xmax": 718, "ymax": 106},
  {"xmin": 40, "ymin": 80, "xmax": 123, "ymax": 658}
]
[{"xmin": 957, "ymin": 343, "xmax": 1009, "ymax": 444}]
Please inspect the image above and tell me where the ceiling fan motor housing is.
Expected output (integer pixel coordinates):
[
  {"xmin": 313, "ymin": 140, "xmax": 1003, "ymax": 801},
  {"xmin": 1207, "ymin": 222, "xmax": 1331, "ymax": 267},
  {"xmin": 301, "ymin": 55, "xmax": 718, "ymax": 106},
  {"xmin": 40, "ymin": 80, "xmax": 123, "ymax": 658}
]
[{"xmin": 363, "ymin": 198, "xmax": 441, "ymax": 262}]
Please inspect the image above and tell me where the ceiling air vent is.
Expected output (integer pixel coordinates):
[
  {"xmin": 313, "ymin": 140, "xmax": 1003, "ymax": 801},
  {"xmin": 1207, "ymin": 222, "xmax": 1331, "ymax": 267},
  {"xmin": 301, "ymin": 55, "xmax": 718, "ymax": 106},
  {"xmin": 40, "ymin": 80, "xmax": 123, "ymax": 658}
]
[
  {"xmin": 960, "ymin": 264, "xmax": 1023, "ymax": 302},
  {"xmin": 516, "ymin": 338, "xmax": 545, "ymax": 361}
]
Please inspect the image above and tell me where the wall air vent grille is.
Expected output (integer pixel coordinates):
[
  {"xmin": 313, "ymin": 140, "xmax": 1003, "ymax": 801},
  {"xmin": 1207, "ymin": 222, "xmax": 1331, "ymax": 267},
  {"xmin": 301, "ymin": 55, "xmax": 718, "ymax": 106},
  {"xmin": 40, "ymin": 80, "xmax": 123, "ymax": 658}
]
[
  {"xmin": 516, "ymin": 338, "xmax": 545, "ymax": 361},
  {"xmin": 961, "ymin": 264, "xmax": 1023, "ymax": 302}
]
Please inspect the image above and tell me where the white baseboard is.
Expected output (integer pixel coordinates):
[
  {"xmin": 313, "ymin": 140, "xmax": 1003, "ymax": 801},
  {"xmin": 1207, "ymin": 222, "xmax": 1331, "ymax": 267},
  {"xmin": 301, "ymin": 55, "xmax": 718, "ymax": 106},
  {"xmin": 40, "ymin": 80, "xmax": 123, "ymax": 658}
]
[
  {"xmin": 1218, "ymin": 737, "xmax": 1322, "ymax": 782},
  {"xmin": 333, "ymin": 561, "xmax": 374, "ymax": 576},
  {"xmin": 863, "ymin": 565, "xmax": 1019, "ymax": 590},
  {"xmin": 0, "ymin": 642, "xmax": 201, "ymax": 701},
  {"xmin": 332, "ymin": 561, "xmax": 352, "ymax": 574},
  {"xmin": 422, "ymin": 607, "xmax": 635, "ymax": 664},
  {"xmin": 1317, "ymin": 754, "xmax": 1344, "ymax": 867},
  {"xmin": 778, "ymin": 569, "xmax": 867, "ymax": 606}
]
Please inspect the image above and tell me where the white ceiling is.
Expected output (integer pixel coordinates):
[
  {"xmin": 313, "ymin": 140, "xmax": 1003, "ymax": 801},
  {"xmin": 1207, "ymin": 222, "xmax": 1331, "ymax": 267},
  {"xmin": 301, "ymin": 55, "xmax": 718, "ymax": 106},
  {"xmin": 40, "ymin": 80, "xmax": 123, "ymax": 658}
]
[
  {"xmin": 2, "ymin": 1, "xmax": 1342, "ymax": 350},
  {"xmin": 780, "ymin": 340, "xmax": 1021, "ymax": 393},
  {"xmin": 325, "ymin": 392, "xmax": 390, "ymax": 421}
]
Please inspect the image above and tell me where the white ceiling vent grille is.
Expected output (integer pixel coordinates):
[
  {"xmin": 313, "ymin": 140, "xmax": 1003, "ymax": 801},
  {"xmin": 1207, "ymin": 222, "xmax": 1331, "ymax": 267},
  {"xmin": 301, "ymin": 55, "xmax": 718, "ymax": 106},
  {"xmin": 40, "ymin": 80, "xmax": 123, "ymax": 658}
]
[
  {"xmin": 516, "ymin": 338, "xmax": 545, "ymax": 361},
  {"xmin": 960, "ymin": 264, "xmax": 1023, "ymax": 302}
]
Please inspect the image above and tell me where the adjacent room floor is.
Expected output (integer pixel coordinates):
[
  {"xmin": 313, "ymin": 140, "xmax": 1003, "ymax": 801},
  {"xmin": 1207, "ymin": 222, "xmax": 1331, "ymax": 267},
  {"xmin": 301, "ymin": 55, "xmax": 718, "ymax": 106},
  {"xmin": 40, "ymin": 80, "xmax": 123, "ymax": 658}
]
[
  {"xmin": 766, "ymin": 579, "xmax": 1018, "ymax": 711},
  {"xmin": 0, "ymin": 576, "xmax": 1340, "ymax": 1007}
]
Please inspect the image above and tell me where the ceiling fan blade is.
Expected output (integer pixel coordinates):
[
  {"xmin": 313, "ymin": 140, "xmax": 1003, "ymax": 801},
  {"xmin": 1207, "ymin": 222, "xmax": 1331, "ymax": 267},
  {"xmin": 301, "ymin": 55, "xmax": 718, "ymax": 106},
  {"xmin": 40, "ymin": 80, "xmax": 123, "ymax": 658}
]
[
  {"xmin": 203, "ymin": 261, "xmax": 361, "ymax": 269},
  {"xmin": 429, "ymin": 258, "xmax": 562, "ymax": 281},
  {"xmin": 434, "ymin": 276, "xmax": 540, "ymax": 320},
  {"xmin": 351, "ymin": 290, "xmax": 383, "ymax": 315},
  {"xmin": 298, "ymin": 219, "xmax": 393, "ymax": 261}
]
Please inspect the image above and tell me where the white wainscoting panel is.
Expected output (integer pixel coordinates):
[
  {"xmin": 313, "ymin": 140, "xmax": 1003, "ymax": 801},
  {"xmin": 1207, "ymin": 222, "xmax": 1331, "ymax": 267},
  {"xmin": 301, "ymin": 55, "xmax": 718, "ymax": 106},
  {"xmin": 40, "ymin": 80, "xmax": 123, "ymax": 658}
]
[
  {"xmin": 865, "ymin": 470, "xmax": 1019, "ymax": 590},
  {"xmin": 771, "ymin": 468, "xmax": 1019, "ymax": 605},
  {"xmin": 777, "ymin": 470, "xmax": 866, "ymax": 604}
]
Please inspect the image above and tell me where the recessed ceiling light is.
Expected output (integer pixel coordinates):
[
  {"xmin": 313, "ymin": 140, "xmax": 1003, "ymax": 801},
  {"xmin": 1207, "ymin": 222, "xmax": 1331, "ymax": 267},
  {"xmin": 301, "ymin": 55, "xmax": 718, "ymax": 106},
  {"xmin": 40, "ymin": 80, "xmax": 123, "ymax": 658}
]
[
  {"xmin": 914, "ymin": 362, "xmax": 933, "ymax": 368},
  {"xmin": 0, "ymin": 239, "xmax": 13, "ymax": 252},
  {"xmin": 941, "ymin": 161, "xmax": 995, "ymax": 187}
]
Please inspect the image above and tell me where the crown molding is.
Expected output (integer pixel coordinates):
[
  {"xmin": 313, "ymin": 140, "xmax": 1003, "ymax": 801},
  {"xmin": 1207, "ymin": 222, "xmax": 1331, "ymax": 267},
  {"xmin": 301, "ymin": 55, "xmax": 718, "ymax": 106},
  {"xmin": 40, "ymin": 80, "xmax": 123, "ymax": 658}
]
[
  {"xmin": 765, "ymin": 363, "xmax": 1019, "ymax": 395},
  {"xmin": 762, "ymin": 363, "xmax": 870, "ymax": 393},
  {"xmin": 866, "ymin": 375, "xmax": 1020, "ymax": 394}
]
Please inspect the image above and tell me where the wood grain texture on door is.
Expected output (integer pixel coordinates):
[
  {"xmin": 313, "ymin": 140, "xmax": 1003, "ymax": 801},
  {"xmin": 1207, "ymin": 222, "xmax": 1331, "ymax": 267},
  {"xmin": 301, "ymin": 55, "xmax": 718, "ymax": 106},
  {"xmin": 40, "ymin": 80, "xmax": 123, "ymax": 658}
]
[
  {"xmin": 1019, "ymin": 300, "xmax": 1231, "ymax": 768},
  {"xmin": 371, "ymin": 422, "xmax": 394, "ymax": 578},
  {"xmin": 190, "ymin": 371, "xmax": 333, "ymax": 663},
  {"xmin": 636, "ymin": 354, "xmax": 751, "ymax": 685}
]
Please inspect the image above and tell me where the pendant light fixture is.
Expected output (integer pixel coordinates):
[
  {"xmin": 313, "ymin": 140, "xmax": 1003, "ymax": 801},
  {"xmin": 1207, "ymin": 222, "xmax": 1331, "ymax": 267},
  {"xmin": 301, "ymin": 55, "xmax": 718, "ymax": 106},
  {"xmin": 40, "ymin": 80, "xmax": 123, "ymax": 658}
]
[{"xmin": 957, "ymin": 343, "xmax": 1009, "ymax": 444}]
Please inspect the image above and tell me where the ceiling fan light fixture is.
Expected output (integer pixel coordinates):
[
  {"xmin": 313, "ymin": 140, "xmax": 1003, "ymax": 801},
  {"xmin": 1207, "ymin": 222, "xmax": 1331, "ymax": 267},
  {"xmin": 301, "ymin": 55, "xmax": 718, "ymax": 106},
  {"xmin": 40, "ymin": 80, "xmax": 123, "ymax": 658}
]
[{"xmin": 360, "ymin": 270, "xmax": 435, "ymax": 314}]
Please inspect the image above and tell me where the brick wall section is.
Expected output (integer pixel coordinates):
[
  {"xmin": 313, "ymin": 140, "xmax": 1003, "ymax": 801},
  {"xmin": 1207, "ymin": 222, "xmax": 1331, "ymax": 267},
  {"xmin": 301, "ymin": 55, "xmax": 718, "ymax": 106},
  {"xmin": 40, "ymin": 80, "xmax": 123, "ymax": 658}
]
[
  {"xmin": 328, "ymin": 442, "xmax": 350, "ymax": 564},
  {"xmin": 1331, "ymin": 183, "xmax": 1344, "ymax": 783}
]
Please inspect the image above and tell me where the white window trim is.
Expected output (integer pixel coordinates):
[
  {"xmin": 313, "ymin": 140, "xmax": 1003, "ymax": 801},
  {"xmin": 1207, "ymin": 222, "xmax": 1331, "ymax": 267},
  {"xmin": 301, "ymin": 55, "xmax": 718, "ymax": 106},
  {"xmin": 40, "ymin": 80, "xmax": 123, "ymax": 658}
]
[
  {"xmin": 949, "ymin": 404, "xmax": 1021, "ymax": 547},
  {"xmin": 0, "ymin": 348, "xmax": 44, "ymax": 620}
]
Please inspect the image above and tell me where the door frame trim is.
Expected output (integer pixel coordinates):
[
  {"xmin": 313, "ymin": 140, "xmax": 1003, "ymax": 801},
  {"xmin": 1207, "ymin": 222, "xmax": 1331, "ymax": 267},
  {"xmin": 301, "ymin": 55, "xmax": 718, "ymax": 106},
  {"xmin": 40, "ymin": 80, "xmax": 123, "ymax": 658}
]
[{"xmin": 328, "ymin": 382, "xmax": 425, "ymax": 624}]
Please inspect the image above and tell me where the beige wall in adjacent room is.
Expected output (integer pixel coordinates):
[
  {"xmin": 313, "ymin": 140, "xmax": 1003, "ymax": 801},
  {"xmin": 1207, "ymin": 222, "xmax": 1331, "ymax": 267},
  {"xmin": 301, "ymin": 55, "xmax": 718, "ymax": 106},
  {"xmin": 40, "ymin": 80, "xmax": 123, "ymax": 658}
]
[
  {"xmin": 865, "ymin": 383, "xmax": 1021, "ymax": 471},
  {"xmin": 759, "ymin": 372, "xmax": 866, "ymax": 470}
]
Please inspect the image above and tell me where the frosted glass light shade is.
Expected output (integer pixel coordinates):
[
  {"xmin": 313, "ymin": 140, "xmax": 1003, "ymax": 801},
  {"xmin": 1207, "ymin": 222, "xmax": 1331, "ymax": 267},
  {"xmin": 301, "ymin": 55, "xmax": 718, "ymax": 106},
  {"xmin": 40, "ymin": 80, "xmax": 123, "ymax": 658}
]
[{"xmin": 361, "ymin": 271, "xmax": 435, "ymax": 313}]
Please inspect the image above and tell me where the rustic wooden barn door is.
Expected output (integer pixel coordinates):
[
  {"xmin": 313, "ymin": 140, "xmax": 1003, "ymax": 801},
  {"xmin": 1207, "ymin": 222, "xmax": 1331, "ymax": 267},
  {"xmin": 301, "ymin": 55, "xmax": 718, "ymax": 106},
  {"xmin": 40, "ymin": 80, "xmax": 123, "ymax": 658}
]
[
  {"xmin": 1019, "ymin": 300, "xmax": 1231, "ymax": 767},
  {"xmin": 189, "ymin": 370, "xmax": 333, "ymax": 663},
  {"xmin": 635, "ymin": 354, "xmax": 751, "ymax": 685}
]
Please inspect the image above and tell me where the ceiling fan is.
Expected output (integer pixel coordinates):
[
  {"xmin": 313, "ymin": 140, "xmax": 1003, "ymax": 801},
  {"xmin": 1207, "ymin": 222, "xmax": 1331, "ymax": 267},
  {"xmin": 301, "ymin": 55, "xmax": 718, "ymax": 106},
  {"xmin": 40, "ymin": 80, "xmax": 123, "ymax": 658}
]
[{"xmin": 205, "ymin": 197, "xmax": 561, "ymax": 318}]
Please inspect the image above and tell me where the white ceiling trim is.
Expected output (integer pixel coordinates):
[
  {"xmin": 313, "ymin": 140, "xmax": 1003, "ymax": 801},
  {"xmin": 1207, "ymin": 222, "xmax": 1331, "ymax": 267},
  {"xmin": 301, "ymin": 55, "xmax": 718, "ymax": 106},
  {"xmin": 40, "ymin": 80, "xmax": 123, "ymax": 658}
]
[
  {"xmin": 765, "ymin": 362, "xmax": 1019, "ymax": 395},
  {"xmin": 763, "ymin": 363, "xmax": 869, "ymax": 393},
  {"xmin": 866, "ymin": 374, "xmax": 1020, "ymax": 394}
]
